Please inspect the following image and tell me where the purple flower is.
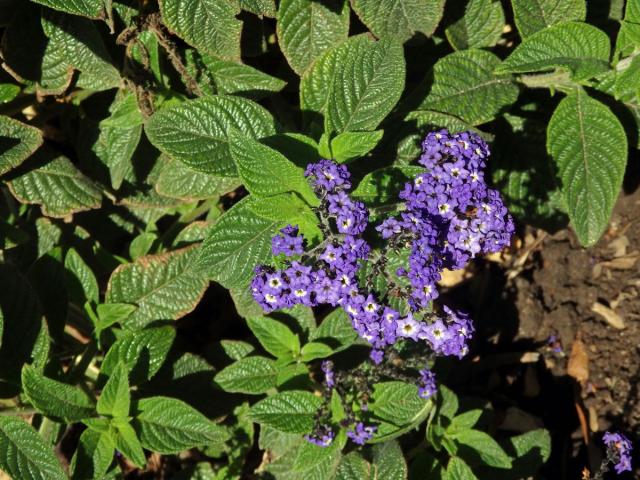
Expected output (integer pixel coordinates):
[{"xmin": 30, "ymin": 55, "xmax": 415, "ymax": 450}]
[
  {"xmin": 272, "ymin": 225, "xmax": 304, "ymax": 256},
  {"xmin": 305, "ymin": 425, "xmax": 335, "ymax": 447},
  {"xmin": 396, "ymin": 314, "xmax": 421, "ymax": 340},
  {"xmin": 417, "ymin": 368, "xmax": 437, "ymax": 399},
  {"xmin": 604, "ymin": 431, "xmax": 633, "ymax": 474},
  {"xmin": 347, "ymin": 422, "xmax": 377, "ymax": 445},
  {"xmin": 321, "ymin": 360, "xmax": 335, "ymax": 388}
]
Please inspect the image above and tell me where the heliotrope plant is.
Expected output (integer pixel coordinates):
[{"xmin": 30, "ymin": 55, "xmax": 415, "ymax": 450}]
[{"xmin": 251, "ymin": 129, "xmax": 514, "ymax": 446}]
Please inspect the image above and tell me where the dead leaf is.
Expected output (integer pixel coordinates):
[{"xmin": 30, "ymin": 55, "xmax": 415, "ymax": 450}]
[
  {"xmin": 608, "ymin": 235, "xmax": 629, "ymax": 257},
  {"xmin": 568, "ymin": 338, "xmax": 589, "ymax": 385},
  {"xmin": 591, "ymin": 302, "xmax": 625, "ymax": 329},
  {"xmin": 588, "ymin": 405, "xmax": 599, "ymax": 432}
]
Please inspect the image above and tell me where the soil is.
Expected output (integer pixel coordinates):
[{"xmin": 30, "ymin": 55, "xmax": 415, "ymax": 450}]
[{"xmin": 443, "ymin": 183, "xmax": 640, "ymax": 479}]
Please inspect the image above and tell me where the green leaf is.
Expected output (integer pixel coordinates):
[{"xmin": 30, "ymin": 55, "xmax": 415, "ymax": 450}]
[
  {"xmin": 547, "ymin": 90, "xmax": 627, "ymax": 246},
  {"xmin": 240, "ymin": 0, "xmax": 276, "ymax": 17},
  {"xmin": 372, "ymin": 441, "xmax": 407, "ymax": 480},
  {"xmin": 277, "ymin": 0, "xmax": 350, "ymax": 75},
  {"xmin": 134, "ymin": 396, "xmax": 227, "ymax": 453},
  {"xmin": 249, "ymin": 391, "xmax": 321, "ymax": 434},
  {"xmin": 0, "ymin": 84, "xmax": 20, "ymax": 104},
  {"xmin": 496, "ymin": 21, "xmax": 610, "ymax": 81},
  {"xmin": 300, "ymin": 342, "xmax": 333, "ymax": 361},
  {"xmin": 198, "ymin": 196, "xmax": 279, "ymax": 288},
  {"xmin": 214, "ymin": 355, "xmax": 278, "ymax": 394},
  {"xmin": 448, "ymin": 409, "xmax": 483, "ymax": 432},
  {"xmin": 335, "ymin": 452, "xmax": 371, "ymax": 480},
  {"xmin": 511, "ymin": 0, "xmax": 586, "ymax": 38},
  {"xmin": 330, "ymin": 130, "xmax": 383, "ymax": 163},
  {"xmin": 370, "ymin": 382, "xmax": 431, "ymax": 426},
  {"xmin": 438, "ymin": 385, "xmax": 459, "ymax": 420},
  {"xmin": 446, "ymin": 0, "xmax": 505, "ymax": 50},
  {"xmin": 418, "ymin": 49, "xmax": 519, "ymax": 125},
  {"xmin": 105, "ymin": 246, "xmax": 208, "ymax": 329},
  {"xmin": 145, "ymin": 95, "xmax": 277, "ymax": 175},
  {"xmin": 30, "ymin": 0, "xmax": 105, "ymax": 18},
  {"xmin": 352, "ymin": 166, "xmax": 424, "ymax": 207},
  {"xmin": 8, "ymin": 151, "xmax": 102, "ymax": 218},
  {"xmin": 301, "ymin": 35, "xmax": 406, "ymax": 134},
  {"xmin": 310, "ymin": 309, "xmax": 358, "ymax": 354},
  {"xmin": 0, "ymin": 115, "xmax": 42, "ymax": 176},
  {"xmin": 97, "ymin": 363, "xmax": 130, "ymax": 418},
  {"xmin": 101, "ymin": 326, "xmax": 176, "ymax": 384},
  {"xmin": 155, "ymin": 157, "xmax": 240, "ymax": 202},
  {"xmin": 507, "ymin": 429, "xmax": 551, "ymax": 478},
  {"xmin": 41, "ymin": 11, "xmax": 120, "ymax": 91},
  {"xmin": 351, "ymin": 0, "xmax": 445, "ymax": 41},
  {"xmin": 0, "ymin": 416, "xmax": 66, "ymax": 480},
  {"xmin": 71, "ymin": 429, "xmax": 114, "ymax": 480},
  {"xmin": 219, "ymin": 340, "xmax": 255, "ymax": 361},
  {"xmin": 229, "ymin": 131, "xmax": 318, "ymax": 205},
  {"xmin": 113, "ymin": 419, "xmax": 146, "ymax": 468},
  {"xmin": 96, "ymin": 303, "xmax": 137, "ymax": 331},
  {"xmin": 246, "ymin": 316, "xmax": 301, "ymax": 359},
  {"xmin": 449, "ymin": 429, "xmax": 512, "ymax": 469},
  {"xmin": 444, "ymin": 457, "xmax": 478, "ymax": 480},
  {"xmin": 159, "ymin": 0, "xmax": 241, "ymax": 60},
  {"xmin": 21, "ymin": 365, "xmax": 95, "ymax": 422},
  {"xmin": 64, "ymin": 248, "xmax": 99, "ymax": 305}
]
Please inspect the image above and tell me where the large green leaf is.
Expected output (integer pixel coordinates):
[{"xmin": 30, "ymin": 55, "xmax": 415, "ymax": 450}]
[
  {"xmin": 496, "ymin": 21, "xmax": 610, "ymax": 81},
  {"xmin": 547, "ymin": 90, "xmax": 627, "ymax": 246},
  {"xmin": 198, "ymin": 196, "xmax": 279, "ymax": 288},
  {"xmin": 30, "ymin": 0, "xmax": 106, "ymax": 18},
  {"xmin": 134, "ymin": 396, "xmax": 227, "ymax": 454},
  {"xmin": 350, "ymin": 0, "xmax": 445, "ymax": 42},
  {"xmin": 41, "ymin": 11, "xmax": 120, "ymax": 91},
  {"xmin": 445, "ymin": 0, "xmax": 505, "ymax": 50},
  {"xmin": 417, "ymin": 49, "xmax": 518, "ymax": 125},
  {"xmin": 214, "ymin": 355, "xmax": 278, "ymax": 394},
  {"xmin": 372, "ymin": 441, "xmax": 407, "ymax": 480},
  {"xmin": 155, "ymin": 157, "xmax": 240, "ymax": 201},
  {"xmin": 159, "ymin": 0, "xmax": 242, "ymax": 60},
  {"xmin": 240, "ymin": 0, "xmax": 276, "ymax": 17},
  {"xmin": 0, "ymin": 416, "xmax": 66, "ymax": 480},
  {"xmin": 511, "ymin": 0, "xmax": 586, "ymax": 38},
  {"xmin": 277, "ymin": 0, "xmax": 349, "ymax": 75},
  {"xmin": 229, "ymin": 131, "xmax": 317, "ymax": 205},
  {"xmin": 145, "ymin": 95, "xmax": 277, "ymax": 176},
  {"xmin": 0, "ymin": 116, "xmax": 42, "ymax": 176},
  {"xmin": 249, "ymin": 391, "xmax": 321, "ymax": 434},
  {"xmin": 21, "ymin": 365, "xmax": 95, "ymax": 422},
  {"xmin": 301, "ymin": 35, "xmax": 405, "ymax": 134},
  {"xmin": 106, "ymin": 246, "xmax": 208, "ymax": 329},
  {"xmin": 7, "ymin": 151, "xmax": 102, "ymax": 218}
]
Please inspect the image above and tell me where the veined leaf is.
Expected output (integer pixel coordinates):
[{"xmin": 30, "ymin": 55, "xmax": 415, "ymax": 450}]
[
  {"xmin": 113, "ymin": 420, "xmax": 146, "ymax": 467},
  {"xmin": 496, "ymin": 21, "xmax": 610, "ymax": 81},
  {"xmin": 145, "ymin": 95, "xmax": 277, "ymax": 176},
  {"xmin": 215, "ymin": 355, "xmax": 278, "ymax": 394},
  {"xmin": 249, "ymin": 391, "xmax": 321, "ymax": 434},
  {"xmin": 511, "ymin": 0, "xmax": 586, "ymax": 38},
  {"xmin": 106, "ymin": 246, "xmax": 208, "ymax": 329},
  {"xmin": 547, "ymin": 90, "xmax": 627, "ymax": 246},
  {"xmin": 0, "ymin": 115, "xmax": 42, "ymax": 176},
  {"xmin": 240, "ymin": 0, "xmax": 276, "ymax": 17},
  {"xmin": 64, "ymin": 248, "xmax": 99, "ymax": 305},
  {"xmin": 30, "ymin": 0, "xmax": 106, "ymax": 19},
  {"xmin": 97, "ymin": 363, "xmax": 130, "ymax": 418},
  {"xmin": 418, "ymin": 49, "xmax": 518, "ymax": 125},
  {"xmin": 330, "ymin": 130, "xmax": 383, "ymax": 163},
  {"xmin": 351, "ymin": 0, "xmax": 445, "ymax": 42},
  {"xmin": 372, "ymin": 441, "xmax": 407, "ymax": 480},
  {"xmin": 0, "ymin": 84, "xmax": 20, "ymax": 104},
  {"xmin": 21, "ymin": 365, "xmax": 95, "ymax": 422},
  {"xmin": 134, "ymin": 396, "xmax": 228, "ymax": 454},
  {"xmin": 446, "ymin": 0, "xmax": 505, "ymax": 50},
  {"xmin": 70, "ymin": 429, "xmax": 114, "ymax": 480},
  {"xmin": 0, "ymin": 416, "xmax": 66, "ymax": 480},
  {"xmin": 352, "ymin": 166, "xmax": 424, "ymax": 207},
  {"xmin": 246, "ymin": 316, "xmax": 300, "ymax": 359},
  {"xmin": 159, "ymin": 0, "xmax": 242, "ymax": 60},
  {"xmin": 7, "ymin": 151, "xmax": 102, "ymax": 218},
  {"xmin": 444, "ymin": 457, "xmax": 478, "ymax": 480},
  {"xmin": 277, "ymin": 0, "xmax": 350, "ymax": 75},
  {"xmin": 448, "ymin": 429, "xmax": 512, "ymax": 469},
  {"xmin": 198, "ymin": 196, "xmax": 279, "ymax": 288}
]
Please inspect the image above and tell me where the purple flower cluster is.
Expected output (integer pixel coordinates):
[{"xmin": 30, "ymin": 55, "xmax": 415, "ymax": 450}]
[
  {"xmin": 346, "ymin": 422, "xmax": 377, "ymax": 445},
  {"xmin": 604, "ymin": 431, "xmax": 632, "ymax": 474},
  {"xmin": 305, "ymin": 425, "xmax": 335, "ymax": 447},
  {"xmin": 417, "ymin": 368, "xmax": 437, "ymax": 400},
  {"xmin": 378, "ymin": 129, "xmax": 514, "ymax": 310}
]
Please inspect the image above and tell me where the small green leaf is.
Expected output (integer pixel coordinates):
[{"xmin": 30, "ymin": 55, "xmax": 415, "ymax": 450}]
[
  {"xmin": 446, "ymin": 0, "xmax": 505, "ymax": 50},
  {"xmin": 511, "ymin": 0, "xmax": 586, "ymax": 38},
  {"xmin": 0, "ymin": 115, "xmax": 42, "ymax": 176},
  {"xmin": 418, "ymin": 49, "xmax": 519, "ymax": 125},
  {"xmin": 97, "ymin": 363, "xmax": 130, "ymax": 418},
  {"xmin": 145, "ymin": 95, "xmax": 277, "ymax": 175},
  {"xmin": 70, "ymin": 429, "xmax": 114, "ymax": 480},
  {"xmin": 547, "ymin": 90, "xmax": 627, "ymax": 246},
  {"xmin": 134, "ymin": 396, "xmax": 228, "ymax": 454},
  {"xmin": 300, "ymin": 341, "xmax": 333, "ymax": 362},
  {"xmin": 0, "ymin": 416, "xmax": 67, "ymax": 480},
  {"xmin": 371, "ymin": 382, "xmax": 431, "ymax": 426},
  {"xmin": 96, "ymin": 303, "xmax": 137, "ymax": 330},
  {"xmin": 129, "ymin": 232, "xmax": 157, "ymax": 260},
  {"xmin": 449, "ymin": 429, "xmax": 512, "ymax": 469},
  {"xmin": 310, "ymin": 308, "xmax": 358, "ymax": 354},
  {"xmin": 106, "ymin": 246, "xmax": 208, "ymax": 329},
  {"xmin": 159, "ymin": 0, "xmax": 241, "ymax": 59},
  {"xmin": 496, "ymin": 21, "xmax": 610, "ymax": 81},
  {"xmin": 249, "ymin": 391, "xmax": 321, "ymax": 434},
  {"xmin": 507, "ymin": 429, "xmax": 551, "ymax": 477},
  {"xmin": 438, "ymin": 385, "xmax": 459, "ymax": 420},
  {"xmin": 447, "ymin": 409, "xmax": 483, "ymax": 432},
  {"xmin": 444, "ymin": 457, "xmax": 478, "ymax": 480},
  {"xmin": 214, "ymin": 355, "xmax": 278, "ymax": 394},
  {"xmin": 113, "ymin": 419, "xmax": 146, "ymax": 468},
  {"xmin": 219, "ymin": 340, "xmax": 255, "ymax": 361},
  {"xmin": 277, "ymin": 0, "xmax": 350, "ymax": 75},
  {"xmin": 351, "ymin": 0, "xmax": 445, "ymax": 41},
  {"xmin": 64, "ymin": 248, "xmax": 99, "ymax": 305},
  {"xmin": 352, "ymin": 166, "xmax": 424, "ymax": 207},
  {"xmin": 229, "ymin": 131, "xmax": 318, "ymax": 206},
  {"xmin": 246, "ymin": 316, "xmax": 301, "ymax": 359},
  {"xmin": 0, "ymin": 84, "xmax": 20, "ymax": 104},
  {"xmin": 330, "ymin": 130, "xmax": 383, "ymax": 163}
]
